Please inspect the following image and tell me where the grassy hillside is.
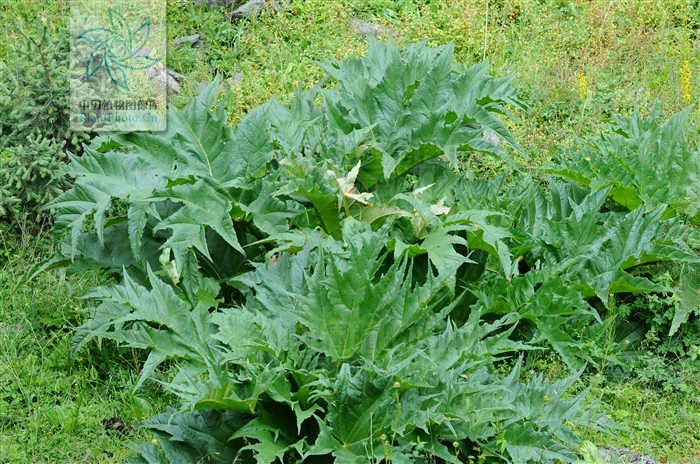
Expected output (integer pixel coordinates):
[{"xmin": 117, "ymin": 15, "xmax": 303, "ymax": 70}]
[{"xmin": 1, "ymin": 0, "xmax": 699, "ymax": 462}]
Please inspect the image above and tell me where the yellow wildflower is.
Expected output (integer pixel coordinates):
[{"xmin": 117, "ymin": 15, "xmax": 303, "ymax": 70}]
[
  {"xmin": 681, "ymin": 59, "xmax": 692, "ymax": 105},
  {"xmin": 577, "ymin": 69, "xmax": 587, "ymax": 100}
]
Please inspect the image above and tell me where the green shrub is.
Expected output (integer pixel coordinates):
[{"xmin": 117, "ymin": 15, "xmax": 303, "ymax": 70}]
[{"xmin": 0, "ymin": 18, "xmax": 87, "ymax": 231}]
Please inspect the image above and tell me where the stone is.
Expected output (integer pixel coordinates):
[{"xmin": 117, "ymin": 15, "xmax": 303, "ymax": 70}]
[
  {"xmin": 228, "ymin": 71, "xmax": 243, "ymax": 86},
  {"xmin": 146, "ymin": 63, "xmax": 181, "ymax": 95},
  {"xmin": 227, "ymin": 0, "xmax": 281, "ymax": 22},
  {"xmin": 598, "ymin": 447, "xmax": 657, "ymax": 464},
  {"xmin": 349, "ymin": 19, "xmax": 399, "ymax": 38},
  {"xmin": 173, "ymin": 34, "xmax": 202, "ymax": 48},
  {"xmin": 193, "ymin": 0, "xmax": 241, "ymax": 8}
]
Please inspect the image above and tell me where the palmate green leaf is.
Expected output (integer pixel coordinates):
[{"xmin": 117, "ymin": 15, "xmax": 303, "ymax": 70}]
[
  {"xmin": 524, "ymin": 277, "xmax": 599, "ymax": 370},
  {"xmin": 387, "ymin": 179, "xmax": 517, "ymax": 279},
  {"xmin": 48, "ymin": 76, "xmax": 281, "ymax": 280},
  {"xmin": 375, "ymin": 359, "xmax": 604, "ymax": 464},
  {"xmin": 423, "ymin": 312, "xmax": 527, "ymax": 373},
  {"xmin": 417, "ymin": 368, "xmax": 503, "ymax": 445},
  {"xmin": 371, "ymin": 268, "xmax": 456, "ymax": 354},
  {"xmin": 516, "ymin": 180, "xmax": 600, "ymax": 264},
  {"xmin": 162, "ymin": 75, "xmax": 272, "ymax": 182},
  {"xmin": 543, "ymin": 183, "xmax": 610, "ymax": 260},
  {"xmin": 394, "ymin": 227, "xmax": 471, "ymax": 276},
  {"xmin": 234, "ymin": 218, "xmax": 457, "ymax": 365},
  {"xmin": 212, "ymin": 306, "xmax": 295, "ymax": 362},
  {"xmin": 517, "ymin": 180, "xmax": 699, "ymax": 303},
  {"xmin": 63, "ymin": 134, "xmax": 174, "ymax": 220},
  {"xmin": 47, "ymin": 145, "xmax": 167, "ymax": 258},
  {"xmin": 452, "ymin": 61, "xmax": 524, "ymax": 117},
  {"xmin": 268, "ymin": 87, "xmax": 323, "ymax": 156},
  {"xmin": 446, "ymin": 210, "xmax": 514, "ymax": 278},
  {"xmin": 112, "ymin": 77, "xmax": 277, "ymax": 185},
  {"xmin": 55, "ymin": 220, "xmax": 161, "ymax": 278},
  {"xmin": 284, "ymin": 219, "xmax": 453, "ymax": 362},
  {"xmin": 484, "ymin": 361, "xmax": 616, "ymax": 463},
  {"xmin": 574, "ymin": 205, "xmax": 699, "ymax": 303},
  {"xmin": 501, "ymin": 424, "xmax": 575, "ymax": 463},
  {"xmin": 190, "ymin": 380, "xmax": 259, "ymax": 413},
  {"xmin": 593, "ymin": 206, "xmax": 693, "ymax": 269},
  {"xmin": 304, "ymin": 420, "xmax": 356, "ymax": 463},
  {"xmin": 277, "ymin": 160, "xmax": 343, "ymax": 236},
  {"xmin": 294, "ymin": 220, "xmax": 403, "ymax": 361},
  {"xmin": 218, "ymin": 101, "xmax": 277, "ymax": 182},
  {"xmin": 167, "ymin": 376, "xmax": 302, "ymax": 464},
  {"xmin": 232, "ymin": 413, "xmax": 306, "ymax": 464},
  {"xmin": 397, "ymin": 357, "xmax": 603, "ymax": 464},
  {"xmin": 159, "ymin": 359, "xmax": 293, "ymax": 415},
  {"xmin": 325, "ymin": 363, "xmax": 395, "ymax": 456},
  {"xmin": 150, "ymin": 178, "xmax": 245, "ymax": 270},
  {"xmin": 74, "ymin": 265, "xmax": 220, "ymax": 390},
  {"xmin": 472, "ymin": 271, "xmax": 599, "ymax": 370},
  {"xmin": 320, "ymin": 37, "xmax": 525, "ymax": 186},
  {"xmin": 231, "ymin": 245, "xmax": 316, "ymax": 323},
  {"xmin": 126, "ymin": 407, "xmax": 248, "ymax": 464},
  {"xmin": 552, "ymin": 107, "xmax": 700, "ymax": 219},
  {"xmin": 672, "ymin": 263, "xmax": 700, "ymax": 336},
  {"xmin": 245, "ymin": 178, "xmax": 302, "ymax": 236},
  {"xmin": 166, "ymin": 77, "xmax": 230, "ymax": 179},
  {"xmin": 390, "ymin": 192, "xmax": 468, "ymax": 274}
]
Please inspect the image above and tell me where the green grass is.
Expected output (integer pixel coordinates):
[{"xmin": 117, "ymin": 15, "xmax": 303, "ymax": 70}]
[
  {"xmin": 2, "ymin": 0, "xmax": 700, "ymax": 462},
  {"xmin": 165, "ymin": 0, "xmax": 700, "ymax": 164},
  {"xmin": 583, "ymin": 378, "xmax": 700, "ymax": 463},
  {"xmin": 484, "ymin": 343, "xmax": 700, "ymax": 463},
  {"xmin": 0, "ymin": 227, "xmax": 173, "ymax": 463},
  {"xmin": 523, "ymin": 352, "xmax": 700, "ymax": 463}
]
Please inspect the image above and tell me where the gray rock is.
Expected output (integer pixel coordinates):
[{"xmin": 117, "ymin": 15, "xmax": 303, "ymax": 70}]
[
  {"xmin": 227, "ymin": 0, "xmax": 281, "ymax": 21},
  {"xmin": 598, "ymin": 447, "xmax": 657, "ymax": 464},
  {"xmin": 195, "ymin": 74, "xmax": 241, "ymax": 93},
  {"xmin": 167, "ymin": 68, "xmax": 186, "ymax": 80},
  {"xmin": 547, "ymin": 446, "xmax": 657, "ymax": 464},
  {"xmin": 349, "ymin": 19, "xmax": 399, "ymax": 38},
  {"xmin": 146, "ymin": 63, "xmax": 181, "ymax": 95},
  {"xmin": 228, "ymin": 72, "xmax": 243, "ymax": 86},
  {"xmin": 193, "ymin": 0, "xmax": 241, "ymax": 8},
  {"xmin": 0, "ymin": 323, "xmax": 26, "ymax": 334},
  {"xmin": 173, "ymin": 34, "xmax": 201, "ymax": 47}
]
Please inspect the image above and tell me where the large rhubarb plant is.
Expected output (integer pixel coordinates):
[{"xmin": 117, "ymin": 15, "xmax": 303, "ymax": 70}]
[
  {"xmin": 551, "ymin": 107, "xmax": 700, "ymax": 222},
  {"xmin": 34, "ymin": 39, "xmax": 700, "ymax": 463}
]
